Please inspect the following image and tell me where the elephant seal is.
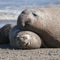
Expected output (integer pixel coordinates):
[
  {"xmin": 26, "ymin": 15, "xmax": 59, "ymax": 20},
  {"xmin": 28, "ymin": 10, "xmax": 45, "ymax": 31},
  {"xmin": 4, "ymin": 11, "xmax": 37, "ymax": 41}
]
[
  {"xmin": 9, "ymin": 26, "xmax": 42, "ymax": 49},
  {"xmin": 0, "ymin": 24, "xmax": 14, "ymax": 44},
  {"xmin": 17, "ymin": 7, "xmax": 60, "ymax": 48}
]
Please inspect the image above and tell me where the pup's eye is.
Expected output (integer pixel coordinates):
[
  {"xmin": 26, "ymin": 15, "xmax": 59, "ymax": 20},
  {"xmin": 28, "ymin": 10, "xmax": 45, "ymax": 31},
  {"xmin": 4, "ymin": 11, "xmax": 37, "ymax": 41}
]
[{"xmin": 32, "ymin": 13, "xmax": 37, "ymax": 16}]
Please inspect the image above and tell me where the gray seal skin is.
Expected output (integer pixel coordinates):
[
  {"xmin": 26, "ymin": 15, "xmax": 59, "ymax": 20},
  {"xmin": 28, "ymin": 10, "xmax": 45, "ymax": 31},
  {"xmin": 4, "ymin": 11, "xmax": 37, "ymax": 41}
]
[
  {"xmin": 17, "ymin": 7, "xmax": 60, "ymax": 48},
  {"xmin": 9, "ymin": 26, "xmax": 20, "ymax": 48},
  {"xmin": 0, "ymin": 24, "xmax": 14, "ymax": 44},
  {"xmin": 9, "ymin": 26, "xmax": 42, "ymax": 49}
]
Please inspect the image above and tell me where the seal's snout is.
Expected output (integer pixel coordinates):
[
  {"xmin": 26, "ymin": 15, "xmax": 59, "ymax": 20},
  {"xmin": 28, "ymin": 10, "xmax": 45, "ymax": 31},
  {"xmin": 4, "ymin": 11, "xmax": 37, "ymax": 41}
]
[{"xmin": 17, "ymin": 9, "xmax": 34, "ymax": 29}]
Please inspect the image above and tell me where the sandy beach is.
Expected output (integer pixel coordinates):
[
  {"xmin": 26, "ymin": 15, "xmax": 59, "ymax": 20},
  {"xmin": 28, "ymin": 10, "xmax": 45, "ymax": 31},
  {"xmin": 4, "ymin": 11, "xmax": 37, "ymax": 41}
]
[{"xmin": 0, "ymin": 47, "xmax": 59, "ymax": 60}]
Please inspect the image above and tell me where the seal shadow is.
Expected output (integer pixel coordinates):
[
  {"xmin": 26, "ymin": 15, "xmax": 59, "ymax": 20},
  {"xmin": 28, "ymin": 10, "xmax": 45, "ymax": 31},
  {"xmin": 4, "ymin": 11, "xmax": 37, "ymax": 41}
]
[
  {"xmin": 0, "ymin": 44, "xmax": 23, "ymax": 50},
  {"xmin": 0, "ymin": 44, "xmax": 12, "ymax": 49},
  {"xmin": 0, "ymin": 44, "xmax": 37, "ymax": 50}
]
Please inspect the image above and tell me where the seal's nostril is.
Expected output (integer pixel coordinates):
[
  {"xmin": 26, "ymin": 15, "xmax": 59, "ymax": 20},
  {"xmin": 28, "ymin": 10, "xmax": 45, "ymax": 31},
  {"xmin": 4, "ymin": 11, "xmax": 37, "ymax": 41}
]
[
  {"xmin": 22, "ymin": 11, "xmax": 26, "ymax": 14},
  {"xmin": 22, "ymin": 9, "xmax": 29, "ymax": 14}
]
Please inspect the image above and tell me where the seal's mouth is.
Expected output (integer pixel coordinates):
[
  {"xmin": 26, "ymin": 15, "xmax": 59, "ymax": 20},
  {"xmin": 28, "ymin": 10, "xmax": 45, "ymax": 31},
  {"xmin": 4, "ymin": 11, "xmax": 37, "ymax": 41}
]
[{"xmin": 20, "ymin": 20, "xmax": 30, "ymax": 30}]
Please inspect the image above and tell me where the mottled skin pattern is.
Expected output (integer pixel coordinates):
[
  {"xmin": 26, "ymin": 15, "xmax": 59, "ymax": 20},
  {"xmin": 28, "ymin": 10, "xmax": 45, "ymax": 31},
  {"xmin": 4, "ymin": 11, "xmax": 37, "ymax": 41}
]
[
  {"xmin": 17, "ymin": 7, "xmax": 60, "ymax": 48},
  {"xmin": 0, "ymin": 24, "xmax": 13, "ymax": 44},
  {"xmin": 9, "ymin": 26, "xmax": 42, "ymax": 49}
]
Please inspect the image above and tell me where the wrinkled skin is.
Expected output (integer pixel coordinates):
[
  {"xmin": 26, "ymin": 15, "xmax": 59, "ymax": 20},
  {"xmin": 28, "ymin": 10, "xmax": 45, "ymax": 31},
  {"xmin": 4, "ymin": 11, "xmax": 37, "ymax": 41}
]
[
  {"xmin": 17, "ymin": 7, "xmax": 60, "ymax": 48},
  {"xmin": 9, "ymin": 26, "xmax": 42, "ymax": 49},
  {"xmin": 0, "ymin": 24, "xmax": 14, "ymax": 44}
]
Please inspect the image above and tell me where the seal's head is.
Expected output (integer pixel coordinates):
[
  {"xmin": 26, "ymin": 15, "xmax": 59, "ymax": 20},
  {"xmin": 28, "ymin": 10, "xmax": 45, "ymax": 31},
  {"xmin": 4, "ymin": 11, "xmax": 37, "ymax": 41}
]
[
  {"xmin": 15, "ymin": 31, "xmax": 42, "ymax": 49},
  {"xmin": 17, "ymin": 9, "xmax": 44, "ymax": 32}
]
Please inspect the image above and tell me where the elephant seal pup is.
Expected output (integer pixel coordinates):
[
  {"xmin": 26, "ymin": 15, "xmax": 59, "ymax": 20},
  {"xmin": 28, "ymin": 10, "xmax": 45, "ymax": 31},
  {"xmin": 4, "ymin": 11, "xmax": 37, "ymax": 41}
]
[
  {"xmin": 0, "ymin": 24, "xmax": 14, "ymax": 44},
  {"xmin": 17, "ymin": 7, "xmax": 60, "ymax": 48},
  {"xmin": 9, "ymin": 26, "xmax": 42, "ymax": 49}
]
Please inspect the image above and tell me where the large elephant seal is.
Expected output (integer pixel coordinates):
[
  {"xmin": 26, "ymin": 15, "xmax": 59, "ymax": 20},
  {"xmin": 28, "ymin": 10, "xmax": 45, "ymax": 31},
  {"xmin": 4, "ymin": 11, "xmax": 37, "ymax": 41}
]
[
  {"xmin": 9, "ymin": 26, "xmax": 42, "ymax": 49},
  {"xmin": 17, "ymin": 7, "xmax": 60, "ymax": 48},
  {"xmin": 0, "ymin": 24, "xmax": 14, "ymax": 44}
]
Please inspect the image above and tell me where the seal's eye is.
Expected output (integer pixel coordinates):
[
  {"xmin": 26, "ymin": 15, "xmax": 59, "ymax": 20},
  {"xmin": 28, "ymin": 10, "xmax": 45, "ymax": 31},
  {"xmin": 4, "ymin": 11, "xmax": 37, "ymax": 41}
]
[{"xmin": 32, "ymin": 13, "xmax": 37, "ymax": 16}]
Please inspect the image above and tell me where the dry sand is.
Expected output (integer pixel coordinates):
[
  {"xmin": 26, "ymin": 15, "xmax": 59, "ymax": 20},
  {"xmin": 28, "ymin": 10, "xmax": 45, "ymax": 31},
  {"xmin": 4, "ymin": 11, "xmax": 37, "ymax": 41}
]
[
  {"xmin": 0, "ymin": 45, "xmax": 60, "ymax": 60},
  {"xmin": 0, "ymin": 44, "xmax": 60, "ymax": 60}
]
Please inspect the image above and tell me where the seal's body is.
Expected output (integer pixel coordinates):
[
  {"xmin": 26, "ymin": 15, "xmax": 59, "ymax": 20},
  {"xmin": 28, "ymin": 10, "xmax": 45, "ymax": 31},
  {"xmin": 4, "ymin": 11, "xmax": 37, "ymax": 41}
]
[
  {"xmin": 9, "ymin": 26, "xmax": 20, "ymax": 48},
  {"xmin": 17, "ymin": 7, "xmax": 60, "ymax": 47},
  {"xmin": 0, "ymin": 24, "xmax": 13, "ymax": 44},
  {"xmin": 9, "ymin": 26, "xmax": 42, "ymax": 49}
]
